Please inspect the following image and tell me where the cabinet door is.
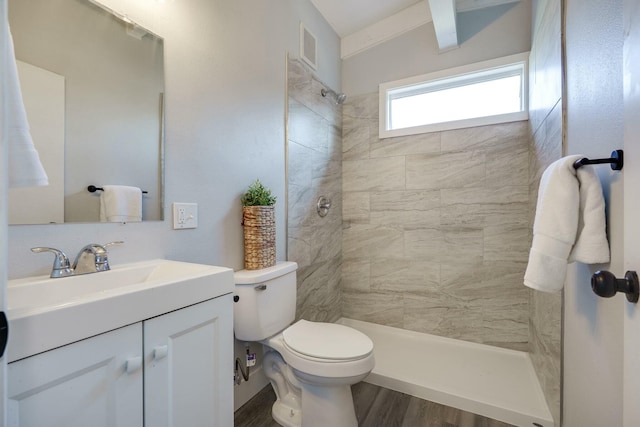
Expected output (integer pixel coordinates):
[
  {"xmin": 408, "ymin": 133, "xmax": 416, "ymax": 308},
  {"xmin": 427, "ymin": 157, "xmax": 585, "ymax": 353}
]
[
  {"xmin": 7, "ymin": 323, "xmax": 143, "ymax": 427},
  {"xmin": 144, "ymin": 295, "xmax": 233, "ymax": 427}
]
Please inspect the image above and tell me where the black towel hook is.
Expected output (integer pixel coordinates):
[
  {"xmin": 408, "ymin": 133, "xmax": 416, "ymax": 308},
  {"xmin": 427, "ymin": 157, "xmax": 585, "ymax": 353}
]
[{"xmin": 573, "ymin": 149, "xmax": 624, "ymax": 170}]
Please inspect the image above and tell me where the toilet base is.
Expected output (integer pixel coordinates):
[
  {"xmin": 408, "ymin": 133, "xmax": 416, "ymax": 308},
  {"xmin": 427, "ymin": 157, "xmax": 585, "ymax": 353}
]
[
  {"xmin": 300, "ymin": 383, "xmax": 358, "ymax": 427},
  {"xmin": 272, "ymin": 400, "xmax": 302, "ymax": 427}
]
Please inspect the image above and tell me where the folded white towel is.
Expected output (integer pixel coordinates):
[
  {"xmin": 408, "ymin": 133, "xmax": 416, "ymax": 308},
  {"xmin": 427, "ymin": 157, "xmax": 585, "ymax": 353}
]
[
  {"xmin": 524, "ymin": 155, "xmax": 610, "ymax": 292},
  {"xmin": 5, "ymin": 25, "xmax": 48, "ymax": 188},
  {"xmin": 99, "ymin": 185, "xmax": 142, "ymax": 223}
]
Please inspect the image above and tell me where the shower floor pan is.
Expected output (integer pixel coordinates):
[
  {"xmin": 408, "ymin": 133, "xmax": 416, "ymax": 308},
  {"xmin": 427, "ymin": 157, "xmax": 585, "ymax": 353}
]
[{"xmin": 338, "ymin": 318, "xmax": 554, "ymax": 427}]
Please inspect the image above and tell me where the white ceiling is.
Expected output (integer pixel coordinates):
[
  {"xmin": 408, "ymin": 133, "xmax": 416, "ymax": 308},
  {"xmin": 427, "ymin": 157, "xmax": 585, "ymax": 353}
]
[
  {"xmin": 311, "ymin": 0, "xmax": 523, "ymax": 58},
  {"xmin": 309, "ymin": 0, "xmax": 422, "ymax": 37}
]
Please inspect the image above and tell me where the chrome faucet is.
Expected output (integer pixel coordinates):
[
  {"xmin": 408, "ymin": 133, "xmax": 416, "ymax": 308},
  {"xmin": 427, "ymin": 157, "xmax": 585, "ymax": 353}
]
[
  {"xmin": 32, "ymin": 241, "xmax": 123, "ymax": 278},
  {"xmin": 30, "ymin": 247, "xmax": 73, "ymax": 278}
]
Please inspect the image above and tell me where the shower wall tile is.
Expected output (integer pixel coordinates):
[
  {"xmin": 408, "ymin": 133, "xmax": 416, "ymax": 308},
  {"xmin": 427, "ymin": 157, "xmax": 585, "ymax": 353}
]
[
  {"xmin": 342, "ymin": 290, "xmax": 404, "ymax": 327},
  {"xmin": 440, "ymin": 186, "xmax": 529, "ymax": 228},
  {"xmin": 406, "ymin": 151, "xmax": 486, "ymax": 190},
  {"xmin": 343, "ymin": 157, "xmax": 406, "ymax": 191},
  {"xmin": 528, "ymin": 1, "xmax": 563, "ymax": 422},
  {"xmin": 343, "ymin": 224, "xmax": 404, "ymax": 260},
  {"xmin": 342, "ymin": 259, "xmax": 371, "ymax": 292},
  {"xmin": 342, "ymin": 91, "xmax": 531, "ymax": 351},
  {"xmin": 343, "ymin": 191, "xmax": 370, "ymax": 223},
  {"xmin": 287, "ymin": 58, "xmax": 343, "ymax": 324},
  {"xmin": 342, "ymin": 127, "xmax": 370, "ymax": 161},
  {"xmin": 369, "ymin": 132, "xmax": 441, "ymax": 158},
  {"xmin": 370, "ymin": 259, "xmax": 440, "ymax": 294}
]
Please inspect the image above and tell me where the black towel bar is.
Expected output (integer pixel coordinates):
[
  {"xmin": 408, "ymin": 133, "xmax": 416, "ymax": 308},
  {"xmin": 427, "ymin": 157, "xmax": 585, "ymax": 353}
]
[
  {"xmin": 88, "ymin": 185, "xmax": 148, "ymax": 194},
  {"xmin": 573, "ymin": 149, "xmax": 624, "ymax": 170}
]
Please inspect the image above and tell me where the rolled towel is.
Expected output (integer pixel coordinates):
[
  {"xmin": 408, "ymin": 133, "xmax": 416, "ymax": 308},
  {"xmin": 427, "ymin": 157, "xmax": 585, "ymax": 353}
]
[
  {"xmin": 5, "ymin": 25, "xmax": 48, "ymax": 188},
  {"xmin": 99, "ymin": 185, "xmax": 142, "ymax": 223},
  {"xmin": 524, "ymin": 155, "xmax": 610, "ymax": 292}
]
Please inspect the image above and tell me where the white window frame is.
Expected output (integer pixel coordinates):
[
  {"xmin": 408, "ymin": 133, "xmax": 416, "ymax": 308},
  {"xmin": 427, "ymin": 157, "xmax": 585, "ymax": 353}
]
[{"xmin": 379, "ymin": 52, "xmax": 530, "ymax": 139}]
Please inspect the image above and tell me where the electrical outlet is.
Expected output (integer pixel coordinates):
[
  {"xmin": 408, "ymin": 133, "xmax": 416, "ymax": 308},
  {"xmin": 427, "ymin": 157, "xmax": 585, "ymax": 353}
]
[{"xmin": 172, "ymin": 203, "xmax": 198, "ymax": 229}]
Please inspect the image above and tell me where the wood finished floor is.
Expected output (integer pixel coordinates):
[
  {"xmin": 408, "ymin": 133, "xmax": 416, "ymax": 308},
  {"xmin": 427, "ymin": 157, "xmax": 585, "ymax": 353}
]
[{"xmin": 234, "ymin": 382, "xmax": 516, "ymax": 427}]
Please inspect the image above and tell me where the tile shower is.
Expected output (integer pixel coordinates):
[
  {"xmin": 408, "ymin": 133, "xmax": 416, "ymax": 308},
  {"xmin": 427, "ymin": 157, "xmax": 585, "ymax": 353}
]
[
  {"xmin": 286, "ymin": 34, "xmax": 560, "ymax": 422},
  {"xmin": 341, "ymin": 93, "xmax": 531, "ymax": 352}
]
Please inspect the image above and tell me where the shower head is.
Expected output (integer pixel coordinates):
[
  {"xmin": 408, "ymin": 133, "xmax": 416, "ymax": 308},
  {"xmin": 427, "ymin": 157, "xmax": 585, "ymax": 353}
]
[{"xmin": 321, "ymin": 88, "xmax": 347, "ymax": 105}]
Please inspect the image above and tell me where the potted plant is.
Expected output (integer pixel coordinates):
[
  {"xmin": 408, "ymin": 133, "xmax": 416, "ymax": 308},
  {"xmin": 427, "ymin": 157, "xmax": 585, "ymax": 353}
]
[{"xmin": 241, "ymin": 180, "xmax": 276, "ymax": 270}]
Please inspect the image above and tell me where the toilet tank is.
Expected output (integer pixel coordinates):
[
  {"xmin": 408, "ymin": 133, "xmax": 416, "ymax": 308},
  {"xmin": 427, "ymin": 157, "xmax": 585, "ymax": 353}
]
[{"xmin": 233, "ymin": 261, "xmax": 298, "ymax": 341}]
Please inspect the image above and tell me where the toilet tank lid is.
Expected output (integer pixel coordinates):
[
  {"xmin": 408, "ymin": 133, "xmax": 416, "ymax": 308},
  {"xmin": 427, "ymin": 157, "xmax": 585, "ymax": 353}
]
[{"xmin": 234, "ymin": 261, "xmax": 298, "ymax": 284}]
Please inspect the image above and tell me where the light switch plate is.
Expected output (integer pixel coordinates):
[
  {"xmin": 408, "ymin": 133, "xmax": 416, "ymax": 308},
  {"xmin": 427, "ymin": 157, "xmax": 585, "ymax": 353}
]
[{"xmin": 172, "ymin": 203, "xmax": 198, "ymax": 229}]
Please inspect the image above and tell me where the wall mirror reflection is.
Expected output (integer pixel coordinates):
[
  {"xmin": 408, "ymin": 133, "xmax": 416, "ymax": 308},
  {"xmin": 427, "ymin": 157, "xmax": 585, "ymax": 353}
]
[{"xmin": 8, "ymin": 0, "xmax": 165, "ymax": 224}]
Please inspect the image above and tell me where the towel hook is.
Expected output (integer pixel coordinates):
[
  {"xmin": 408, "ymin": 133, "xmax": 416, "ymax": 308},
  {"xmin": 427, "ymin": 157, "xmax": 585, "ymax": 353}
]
[{"xmin": 573, "ymin": 149, "xmax": 623, "ymax": 170}]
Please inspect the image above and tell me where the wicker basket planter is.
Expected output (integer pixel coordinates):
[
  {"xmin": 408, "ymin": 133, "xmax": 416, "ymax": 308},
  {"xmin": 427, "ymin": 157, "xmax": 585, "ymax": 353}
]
[{"xmin": 242, "ymin": 205, "xmax": 276, "ymax": 270}]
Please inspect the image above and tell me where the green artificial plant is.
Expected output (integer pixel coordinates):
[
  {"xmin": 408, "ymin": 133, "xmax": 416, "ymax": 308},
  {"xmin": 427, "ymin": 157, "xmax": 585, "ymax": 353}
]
[{"xmin": 241, "ymin": 179, "xmax": 276, "ymax": 206}]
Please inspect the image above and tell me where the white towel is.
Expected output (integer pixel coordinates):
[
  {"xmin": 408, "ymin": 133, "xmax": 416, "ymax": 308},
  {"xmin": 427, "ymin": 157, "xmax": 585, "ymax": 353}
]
[
  {"xmin": 4, "ymin": 25, "xmax": 48, "ymax": 188},
  {"xmin": 99, "ymin": 185, "xmax": 142, "ymax": 223},
  {"xmin": 524, "ymin": 155, "xmax": 610, "ymax": 292}
]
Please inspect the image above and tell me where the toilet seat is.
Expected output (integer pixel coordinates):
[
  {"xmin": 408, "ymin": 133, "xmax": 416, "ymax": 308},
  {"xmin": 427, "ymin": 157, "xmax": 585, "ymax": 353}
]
[
  {"xmin": 263, "ymin": 320, "xmax": 376, "ymax": 379},
  {"xmin": 282, "ymin": 320, "xmax": 373, "ymax": 361}
]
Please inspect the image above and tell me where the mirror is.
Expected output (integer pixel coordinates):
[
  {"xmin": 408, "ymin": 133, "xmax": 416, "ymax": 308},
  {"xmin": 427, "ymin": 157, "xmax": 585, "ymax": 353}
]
[{"xmin": 8, "ymin": 0, "xmax": 164, "ymax": 224}]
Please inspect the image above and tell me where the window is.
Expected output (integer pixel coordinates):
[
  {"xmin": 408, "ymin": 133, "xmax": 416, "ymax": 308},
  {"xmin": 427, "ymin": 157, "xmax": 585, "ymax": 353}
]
[{"xmin": 379, "ymin": 53, "xmax": 529, "ymax": 138}]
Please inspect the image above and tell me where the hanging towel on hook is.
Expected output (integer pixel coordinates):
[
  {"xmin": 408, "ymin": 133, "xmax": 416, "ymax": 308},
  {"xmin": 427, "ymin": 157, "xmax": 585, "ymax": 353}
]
[
  {"xmin": 524, "ymin": 155, "xmax": 610, "ymax": 292},
  {"xmin": 4, "ymin": 25, "xmax": 48, "ymax": 188}
]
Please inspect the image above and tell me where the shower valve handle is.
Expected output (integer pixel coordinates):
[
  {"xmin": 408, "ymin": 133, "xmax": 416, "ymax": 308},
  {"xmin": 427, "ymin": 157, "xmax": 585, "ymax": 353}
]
[{"xmin": 591, "ymin": 270, "xmax": 639, "ymax": 303}]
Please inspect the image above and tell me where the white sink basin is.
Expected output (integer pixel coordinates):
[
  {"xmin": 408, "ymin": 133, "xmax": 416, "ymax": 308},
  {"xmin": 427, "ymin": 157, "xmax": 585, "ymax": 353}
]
[{"xmin": 7, "ymin": 259, "xmax": 234, "ymax": 362}]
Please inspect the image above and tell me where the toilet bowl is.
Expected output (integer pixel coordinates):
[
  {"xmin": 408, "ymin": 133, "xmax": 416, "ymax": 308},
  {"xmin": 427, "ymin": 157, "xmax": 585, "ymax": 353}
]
[{"xmin": 234, "ymin": 262, "xmax": 375, "ymax": 427}]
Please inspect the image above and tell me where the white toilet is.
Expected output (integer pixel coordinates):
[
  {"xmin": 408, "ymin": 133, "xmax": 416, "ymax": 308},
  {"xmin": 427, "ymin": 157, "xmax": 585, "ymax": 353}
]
[{"xmin": 234, "ymin": 261, "xmax": 375, "ymax": 427}]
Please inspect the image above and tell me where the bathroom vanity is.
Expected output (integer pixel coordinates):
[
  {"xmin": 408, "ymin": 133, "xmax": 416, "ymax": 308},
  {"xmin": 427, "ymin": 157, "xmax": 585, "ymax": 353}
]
[{"xmin": 5, "ymin": 259, "xmax": 234, "ymax": 427}]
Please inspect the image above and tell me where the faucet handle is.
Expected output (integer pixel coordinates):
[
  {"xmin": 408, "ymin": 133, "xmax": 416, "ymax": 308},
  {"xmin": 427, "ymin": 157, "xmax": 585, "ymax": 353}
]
[
  {"xmin": 31, "ymin": 247, "xmax": 73, "ymax": 278},
  {"xmin": 104, "ymin": 241, "xmax": 124, "ymax": 248},
  {"xmin": 96, "ymin": 241, "xmax": 124, "ymax": 271}
]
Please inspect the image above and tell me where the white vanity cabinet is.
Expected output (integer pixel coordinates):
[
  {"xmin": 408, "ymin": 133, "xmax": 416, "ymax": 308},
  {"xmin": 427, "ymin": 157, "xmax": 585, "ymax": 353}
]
[
  {"xmin": 7, "ymin": 323, "xmax": 144, "ymax": 427},
  {"xmin": 144, "ymin": 294, "xmax": 233, "ymax": 427},
  {"xmin": 7, "ymin": 295, "xmax": 233, "ymax": 427}
]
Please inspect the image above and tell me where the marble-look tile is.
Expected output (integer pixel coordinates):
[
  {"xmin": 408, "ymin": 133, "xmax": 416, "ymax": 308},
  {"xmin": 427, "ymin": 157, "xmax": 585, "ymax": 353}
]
[
  {"xmin": 287, "ymin": 140, "xmax": 314, "ymax": 187},
  {"xmin": 343, "ymin": 157, "xmax": 406, "ymax": 192},
  {"xmin": 406, "ymin": 151, "xmax": 486, "ymax": 190},
  {"xmin": 485, "ymin": 143, "xmax": 529, "ymax": 187},
  {"xmin": 403, "ymin": 292, "xmax": 528, "ymax": 351},
  {"xmin": 288, "ymin": 100, "xmax": 329, "ymax": 153},
  {"xmin": 342, "ymin": 126, "xmax": 370, "ymax": 161},
  {"xmin": 343, "ymin": 224, "xmax": 404, "ymax": 260},
  {"xmin": 440, "ymin": 186, "xmax": 529, "ymax": 227},
  {"xmin": 343, "ymin": 93, "xmax": 378, "ymax": 120},
  {"xmin": 296, "ymin": 259, "xmax": 342, "ymax": 323},
  {"xmin": 328, "ymin": 126, "xmax": 343, "ymax": 162},
  {"xmin": 370, "ymin": 258, "xmax": 440, "ymax": 294},
  {"xmin": 287, "ymin": 226, "xmax": 311, "ymax": 268},
  {"xmin": 440, "ymin": 228, "xmax": 484, "ymax": 264},
  {"xmin": 369, "ymin": 190, "xmax": 440, "ymax": 229},
  {"xmin": 343, "ymin": 191, "xmax": 370, "ymax": 224},
  {"xmin": 370, "ymin": 132, "xmax": 441, "ymax": 158},
  {"xmin": 440, "ymin": 121, "xmax": 528, "ymax": 153},
  {"xmin": 484, "ymin": 225, "xmax": 531, "ymax": 262},
  {"xmin": 308, "ymin": 221, "xmax": 342, "ymax": 265},
  {"xmin": 403, "ymin": 228, "xmax": 443, "ymax": 260},
  {"xmin": 287, "ymin": 182, "xmax": 316, "ymax": 227},
  {"xmin": 342, "ymin": 259, "xmax": 371, "ymax": 292},
  {"xmin": 342, "ymin": 290, "xmax": 404, "ymax": 327}
]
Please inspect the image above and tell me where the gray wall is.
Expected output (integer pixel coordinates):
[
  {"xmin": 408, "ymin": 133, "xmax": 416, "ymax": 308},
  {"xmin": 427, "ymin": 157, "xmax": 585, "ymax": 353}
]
[
  {"xmin": 342, "ymin": 0, "xmax": 532, "ymax": 96},
  {"xmin": 563, "ymin": 0, "xmax": 625, "ymax": 425},
  {"xmin": 287, "ymin": 58, "xmax": 343, "ymax": 323},
  {"xmin": 341, "ymin": 92, "xmax": 531, "ymax": 351},
  {"xmin": 528, "ymin": 0, "xmax": 562, "ymax": 423}
]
